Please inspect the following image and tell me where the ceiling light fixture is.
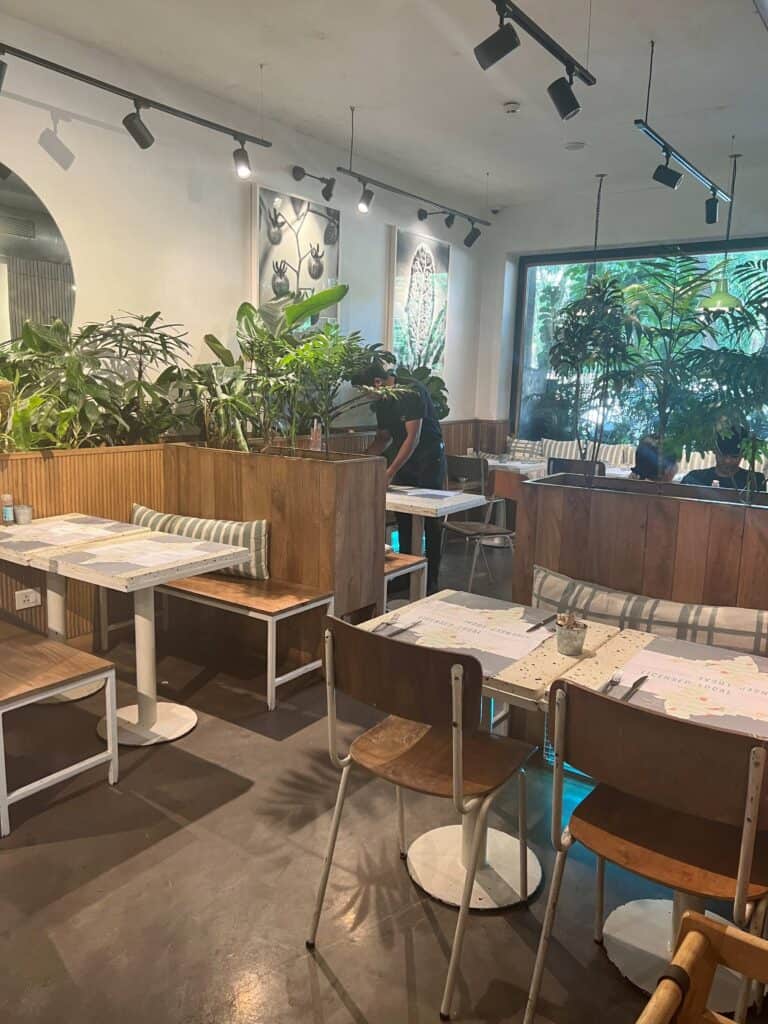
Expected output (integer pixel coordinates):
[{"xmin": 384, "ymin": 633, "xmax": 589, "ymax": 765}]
[
  {"xmin": 233, "ymin": 139, "xmax": 252, "ymax": 179},
  {"xmin": 357, "ymin": 184, "xmax": 374, "ymax": 214},
  {"xmin": 635, "ymin": 41, "xmax": 730, "ymax": 209},
  {"xmin": 38, "ymin": 115, "xmax": 76, "ymax": 170},
  {"xmin": 705, "ymin": 192, "xmax": 719, "ymax": 225},
  {"xmin": 445, "ymin": 213, "xmax": 455, "ymax": 228},
  {"xmin": 0, "ymin": 41, "xmax": 272, "ymax": 168},
  {"xmin": 292, "ymin": 165, "xmax": 336, "ymax": 202},
  {"xmin": 123, "ymin": 102, "xmax": 154, "ymax": 150},
  {"xmin": 417, "ymin": 208, "xmax": 429, "ymax": 221},
  {"xmin": 464, "ymin": 223, "xmax": 482, "ymax": 248},
  {"xmin": 700, "ymin": 148, "xmax": 743, "ymax": 312},
  {"xmin": 474, "ymin": 3, "xmax": 521, "ymax": 70},
  {"xmin": 547, "ymin": 66, "xmax": 580, "ymax": 120}
]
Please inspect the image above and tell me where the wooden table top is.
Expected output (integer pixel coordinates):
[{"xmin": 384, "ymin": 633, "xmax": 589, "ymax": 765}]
[
  {"xmin": 0, "ymin": 513, "xmax": 150, "ymax": 569},
  {"xmin": 386, "ymin": 487, "xmax": 487, "ymax": 518}
]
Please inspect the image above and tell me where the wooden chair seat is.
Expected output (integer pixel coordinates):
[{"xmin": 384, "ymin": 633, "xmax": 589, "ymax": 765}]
[
  {"xmin": 442, "ymin": 520, "xmax": 514, "ymax": 538},
  {"xmin": 384, "ymin": 553, "xmax": 427, "ymax": 578},
  {"xmin": 571, "ymin": 785, "xmax": 768, "ymax": 901},
  {"xmin": 0, "ymin": 632, "xmax": 114, "ymax": 706},
  {"xmin": 350, "ymin": 714, "xmax": 535, "ymax": 798},
  {"xmin": 161, "ymin": 574, "xmax": 332, "ymax": 616}
]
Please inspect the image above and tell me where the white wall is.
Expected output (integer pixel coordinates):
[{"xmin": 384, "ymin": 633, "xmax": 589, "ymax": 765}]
[
  {"xmin": 474, "ymin": 168, "xmax": 768, "ymax": 422},
  {"xmin": 0, "ymin": 13, "xmax": 481, "ymax": 419}
]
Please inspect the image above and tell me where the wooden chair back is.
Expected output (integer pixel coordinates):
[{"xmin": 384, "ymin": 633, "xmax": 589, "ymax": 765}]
[
  {"xmin": 549, "ymin": 680, "xmax": 768, "ymax": 829},
  {"xmin": 325, "ymin": 615, "xmax": 483, "ymax": 731},
  {"xmin": 489, "ymin": 469, "xmax": 525, "ymax": 502},
  {"xmin": 446, "ymin": 454, "xmax": 487, "ymax": 492},
  {"xmin": 547, "ymin": 457, "xmax": 606, "ymax": 476}
]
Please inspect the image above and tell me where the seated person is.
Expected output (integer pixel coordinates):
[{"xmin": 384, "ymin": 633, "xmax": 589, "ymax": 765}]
[
  {"xmin": 629, "ymin": 437, "xmax": 678, "ymax": 482},
  {"xmin": 682, "ymin": 428, "xmax": 766, "ymax": 491}
]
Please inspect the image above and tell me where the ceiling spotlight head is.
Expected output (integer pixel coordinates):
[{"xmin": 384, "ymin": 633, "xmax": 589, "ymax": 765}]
[
  {"xmin": 122, "ymin": 104, "xmax": 155, "ymax": 150},
  {"xmin": 233, "ymin": 142, "xmax": 252, "ymax": 179},
  {"xmin": 0, "ymin": 59, "xmax": 7, "ymax": 94},
  {"xmin": 547, "ymin": 70, "xmax": 580, "ymax": 120},
  {"xmin": 321, "ymin": 177, "xmax": 336, "ymax": 202},
  {"xmin": 464, "ymin": 223, "xmax": 481, "ymax": 248},
  {"xmin": 474, "ymin": 22, "xmax": 521, "ymax": 70},
  {"xmin": 444, "ymin": 212, "xmax": 455, "ymax": 228},
  {"xmin": 417, "ymin": 208, "xmax": 429, "ymax": 221},
  {"xmin": 705, "ymin": 193, "xmax": 719, "ymax": 225},
  {"xmin": 358, "ymin": 184, "xmax": 374, "ymax": 213},
  {"xmin": 38, "ymin": 127, "xmax": 76, "ymax": 171},
  {"xmin": 652, "ymin": 153, "xmax": 683, "ymax": 190},
  {"xmin": 292, "ymin": 165, "xmax": 306, "ymax": 181}
]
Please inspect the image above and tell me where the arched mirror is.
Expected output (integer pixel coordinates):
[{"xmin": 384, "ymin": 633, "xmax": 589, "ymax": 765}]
[{"xmin": 0, "ymin": 164, "xmax": 75, "ymax": 342}]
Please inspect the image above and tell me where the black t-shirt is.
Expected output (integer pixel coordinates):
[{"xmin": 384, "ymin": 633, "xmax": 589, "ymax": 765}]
[
  {"xmin": 375, "ymin": 378, "xmax": 444, "ymax": 479},
  {"xmin": 681, "ymin": 467, "xmax": 767, "ymax": 491}
]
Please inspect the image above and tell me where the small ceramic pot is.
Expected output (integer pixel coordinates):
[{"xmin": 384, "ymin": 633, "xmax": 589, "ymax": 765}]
[
  {"xmin": 556, "ymin": 622, "xmax": 587, "ymax": 656},
  {"xmin": 13, "ymin": 504, "xmax": 33, "ymax": 525}
]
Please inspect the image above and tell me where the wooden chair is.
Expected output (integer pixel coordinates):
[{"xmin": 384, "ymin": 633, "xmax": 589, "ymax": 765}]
[
  {"xmin": 524, "ymin": 681, "xmax": 768, "ymax": 1024},
  {"xmin": 546, "ymin": 457, "xmax": 606, "ymax": 476},
  {"xmin": 446, "ymin": 453, "xmax": 487, "ymax": 493},
  {"xmin": 307, "ymin": 616, "xmax": 536, "ymax": 1021},
  {"xmin": 0, "ymin": 630, "xmax": 118, "ymax": 836},
  {"xmin": 441, "ymin": 468, "xmax": 515, "ymax": 592},
  {"xmin": 637, "ymin": 912, "xmax": 768, "ymax": 1024}
]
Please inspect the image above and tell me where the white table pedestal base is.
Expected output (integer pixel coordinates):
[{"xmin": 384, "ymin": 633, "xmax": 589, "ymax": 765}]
[
  {"xmin": 42, "ymin": 571, "xmax": 105, "ymax": 703},
  {"xmin": 407, "ymin": 824, "xmax": 542, "ymax": 910},
  {"xmin": 603, "ymin": 898, "xmax": 745, "ymax": 1013},
  {"xmin": 97, "ymin": 702, "xmax": 197, "ymax": 746}
]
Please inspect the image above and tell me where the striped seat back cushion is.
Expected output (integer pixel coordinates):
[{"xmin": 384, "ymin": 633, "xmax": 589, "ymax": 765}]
[
  {"xmin": 131, "ymin": 504, "xmax": 269, "ymax": 580},
  {"xmin": 532, "ymin": 564, "xmax": 768, "ymax": 655}
]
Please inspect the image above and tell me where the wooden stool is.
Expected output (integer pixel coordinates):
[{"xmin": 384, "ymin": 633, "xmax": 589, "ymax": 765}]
[{"xmin": 0, "ymin": 631, "xmax": 118, "ymax": 836}]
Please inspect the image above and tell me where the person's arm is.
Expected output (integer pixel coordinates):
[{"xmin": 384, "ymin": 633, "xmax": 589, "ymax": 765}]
[
  {"xmin": 385, "ymin": 419, "xmax": 422, "ymax": 482},
  {"xmin": 367, "ymin": 428, "xmax": 392, "ymax": 456}
]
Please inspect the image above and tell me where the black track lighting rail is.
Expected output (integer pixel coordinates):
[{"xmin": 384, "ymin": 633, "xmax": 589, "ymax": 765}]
[
  {"xmin": 499, "ymin": 2, "xmax": 597, "ymax": 86},
  {"xmin": 0, "ymin": 41, "xmax": 272, "ymax": 149},
  {"xmin": 634, "ymin": 119, "xmax": 731, "ymax": 203},
  {"xmin": 334, "ymin": 167, "xmax": 492, "ymax": 227}
]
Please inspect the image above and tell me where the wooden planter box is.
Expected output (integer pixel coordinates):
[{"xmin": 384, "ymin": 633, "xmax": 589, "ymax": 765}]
[{"xmin": 513, "ymin": 473, "xmax": 768, "ymax": 610}]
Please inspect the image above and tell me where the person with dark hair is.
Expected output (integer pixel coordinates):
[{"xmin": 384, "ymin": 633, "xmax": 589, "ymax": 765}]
[
  {"xmin": 681, "ymin": 427, "xmax": 766, "ymax": 490},
  {"xmin": 629, "ymin": 437, "xmax": 678, "ymax": 482},
  {"xmin": 358, "ymin": 358, "xmax": 446, "ymax": 593}
]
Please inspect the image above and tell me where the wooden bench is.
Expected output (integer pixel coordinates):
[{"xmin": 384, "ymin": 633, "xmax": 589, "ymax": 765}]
[
  {"xmin": 383, "ymin": 553, "xmax": 428, "ymax": 610},
  {"xmin": 0, "ymin": 629, "xmax": 118, "ymax": 836},
  {"xmin": 154, "ymin": 576, "xmax": 335, "ymax": 711}
]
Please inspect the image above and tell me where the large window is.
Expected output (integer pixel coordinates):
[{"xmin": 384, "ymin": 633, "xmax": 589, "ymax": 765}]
[{"xmin": 513, "ymin": 241, "xmax": 768, "ymax": 443}]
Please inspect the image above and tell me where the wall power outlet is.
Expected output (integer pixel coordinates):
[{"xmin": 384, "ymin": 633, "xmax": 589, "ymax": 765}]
[{"xmin": 15, "ymin": 588, "xmax": 42, "ymax": 610}]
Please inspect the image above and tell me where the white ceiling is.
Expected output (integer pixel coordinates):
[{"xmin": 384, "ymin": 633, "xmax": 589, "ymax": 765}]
[{"xmin": 2, "ymin": 0, "xmax": 767, "ymax": 209}]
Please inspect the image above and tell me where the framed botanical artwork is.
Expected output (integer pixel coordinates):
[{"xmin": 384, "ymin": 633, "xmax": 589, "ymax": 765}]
[
  {"xmin": 256, "ymin": 187, "xmax": 341, "ymax": 317},
  {"xmin": 388, "ymin": 227, "xmax": 450, "ymax": 371}
]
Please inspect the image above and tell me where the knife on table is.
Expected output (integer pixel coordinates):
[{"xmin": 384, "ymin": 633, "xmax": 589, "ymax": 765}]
[
  {"xmin": 621, "ymin": 675, "xmax": 649, "ymax": 702},
  {"xmin": 525, "ymin": 613, "xmax": 557, "ymax": 633}
]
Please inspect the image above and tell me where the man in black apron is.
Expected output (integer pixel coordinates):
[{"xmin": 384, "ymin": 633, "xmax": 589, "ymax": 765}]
[{"xmin": 360, "ymin": 360, "xmax": 446, "ymax": 593}]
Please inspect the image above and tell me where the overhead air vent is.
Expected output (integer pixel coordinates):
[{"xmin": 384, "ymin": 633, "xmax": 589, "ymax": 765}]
[{"xmin": 0, "ymin": 208, "xmax": 35, "ymax": 239}]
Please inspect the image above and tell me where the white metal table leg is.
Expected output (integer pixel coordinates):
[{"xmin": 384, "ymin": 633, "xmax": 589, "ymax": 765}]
[
  {"xmin": 603, "ymin": 893, "xmax": 745, "ymax": 1011},
  {"xmin": 42, "ymin": 573, "xmax": 105, "ymax": 703},
  {"xmin": 406, "ymin": 784, "xmax": 542, "ymax": 910},
  {"xmin": 266, "ymin": 617, "xmax": 277, "ymax": 711},
  {"xmin": 0, "ymin": 714, "xmax": 9, "ymax": 837},
  {"xmin": 97, "ymin": 586, "xmax": 197, "ymax": 745}
]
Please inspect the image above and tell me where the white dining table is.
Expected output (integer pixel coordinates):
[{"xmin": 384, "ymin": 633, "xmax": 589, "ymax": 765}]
[{"xmin": 385, "ymin": 487, "xmax": 487, "ymax": 555}]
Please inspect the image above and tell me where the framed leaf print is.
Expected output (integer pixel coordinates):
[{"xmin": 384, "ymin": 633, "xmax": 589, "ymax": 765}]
[{"xmin": 389, "ymin": 228, "xmax": 450, "ymax": 371}]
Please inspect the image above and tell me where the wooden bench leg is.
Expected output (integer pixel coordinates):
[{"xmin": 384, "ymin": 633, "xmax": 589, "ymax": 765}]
[
  {"xmin": 0, "ymin": 713, "xmax": 9, "ymax": 837},
  {"xmin": 266, "ymin": 617, "xmax": 277, "ymax": 712}
]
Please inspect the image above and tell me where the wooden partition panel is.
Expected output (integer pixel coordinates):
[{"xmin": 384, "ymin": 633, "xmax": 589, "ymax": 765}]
[
  {"xmin": 513, "ymin": 475, "xmax": 768, "ymax": 610},
  {"xmin": 442, "ymin": 419, "xmax": 508, "ymax": 456}
]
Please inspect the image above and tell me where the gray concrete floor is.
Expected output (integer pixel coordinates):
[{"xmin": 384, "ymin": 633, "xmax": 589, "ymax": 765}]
[{"xmin": 0, "ymin": 545, "xmax": 674, "ymax": 1023}]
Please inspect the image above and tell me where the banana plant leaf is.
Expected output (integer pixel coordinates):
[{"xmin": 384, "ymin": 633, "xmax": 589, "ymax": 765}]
[{"xmin": 284, "ymin": 285, "xmax": 349, "ymax": 328}]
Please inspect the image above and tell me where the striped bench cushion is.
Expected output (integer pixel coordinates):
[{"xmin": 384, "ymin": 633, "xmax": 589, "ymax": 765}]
[
  {"xmin": 507, "ymin": 438, "xmax": 544, "ymax": 460},
  {"xmin": 532, "ymin": 564, "xmax": 768, "ymax": 655},
  {"xmin": 131, "ymin": 504, "xmax": 269, "ymax": 580}
]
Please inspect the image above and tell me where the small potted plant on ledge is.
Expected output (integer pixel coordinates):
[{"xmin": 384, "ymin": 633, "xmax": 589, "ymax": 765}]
[{"xmin": 556, "ymin": 611, "xmax": 587, "ymax": 656}]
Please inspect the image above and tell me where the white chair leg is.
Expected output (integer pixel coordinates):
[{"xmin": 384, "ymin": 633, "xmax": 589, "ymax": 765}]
[
  {"xmin": 396, "ymin": 785, "xmax": 406, "ymax": 860},
  {"xmin": 0, "ymin": 713, "xmax": 9, "ymax": 837},
  {"xmin": 468, "ymin": 541, "xmax": 481, "ymax": 592},
  {"xmin": 523, "ymin": 846, "xmax": 570, "ymax": 1024},
  {"xmin": 518, "ymin": 771, "xmax": 528, "ymax": 900},
  {"xmin": 104, "ymin": 670, "xmax": 119, "ymax": 785},
  {"xmin": 440, "ymin": 793, "xmax": 495, "ymax": 1020},
  {"xmin": 594, "ymin": 856, "xmax": 605, "ymax": 943},
  {"xmin": 307, "ymin": 762, "xmax": 352, "ymax": 949},
  {"xmin": 480, "ymin": 541, "xmax": 494, "ymax": 582},
  {"xmin": 266, "ymin": 617, "xmax": 277, "ymax": 711}
]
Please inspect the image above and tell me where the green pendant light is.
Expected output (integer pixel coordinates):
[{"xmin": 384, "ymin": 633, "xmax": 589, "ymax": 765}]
[{"xmin": 700, "ymin": 147, "xmax": 743, "ymax": 312}]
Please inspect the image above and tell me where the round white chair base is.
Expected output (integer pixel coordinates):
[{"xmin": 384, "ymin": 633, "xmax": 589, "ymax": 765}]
[
  {"xmin": 97, "ymin": 702, "xmax": 198, "ymax": 746},
  {"xmin": 406, "ymin": 825, "xmax": 542, "ymax": 910},
  {"xmin": 42, "ymin": 679, "xmax": 106, "ymax": 703},
  {"xmin": 603, "ymin": 899, "xmax": 744, "ymax": 1013}
]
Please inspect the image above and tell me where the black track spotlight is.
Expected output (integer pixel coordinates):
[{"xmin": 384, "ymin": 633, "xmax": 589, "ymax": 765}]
[
  {"xmin": 547, "ymin": 68, "xmax": 580, "ymax": 120},
  {"xmin": 321, "ymin": 177, "xmax": 335, "ymax": 202},
  {"xmin": 474, "ymin": 21, "xmax": 520, "ymax": 70},
  {"xmin": 464, "ymin": 223, "xmax": 481, "ymax": 248},
  {"xmin": 0, "ymin": 58, "xmax": 6, "ymax": 93},
  {"xmin": 705, "ymin": 192, "xmax": 719, "ymax": 225},
  {"xmin": 652, "ymin": 151, "xmax": 683, "ymax": 190},
  {"xmin": 358, "ymin": 184, "xmax": 374, "ymax": 213},
  {"xmin": 123, "ymin": 103, "xmax": 154, "ymax": 149},
  {"xmin": 291, "ymin": 165, "xmax": 306, "ymax": 181},
  {"xmin": 444, "ymin": 212, "xmax": 455, "ymax": 228},
  {"xmin": 417, "ymin": 208, "xmax": 429, "ymax": 221},
  {"xmin": 233, "ymin": 140, "xmax": 252, "ymax": 179}
]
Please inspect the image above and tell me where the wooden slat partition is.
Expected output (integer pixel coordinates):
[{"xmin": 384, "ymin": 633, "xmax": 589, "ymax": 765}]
[
  {"xmin": 442, "ymin": 419, "xmax": 509, "ymax": 456},
  {"xmin": 513, "ymin": 475, "xmax": 768, "ymax": 611}
]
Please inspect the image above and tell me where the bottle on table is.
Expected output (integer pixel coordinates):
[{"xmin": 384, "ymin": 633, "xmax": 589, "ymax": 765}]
[{"xmin": 1, "ymin": 494, "xmax": 13, "ymax": 524}]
